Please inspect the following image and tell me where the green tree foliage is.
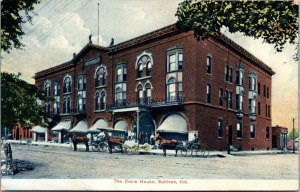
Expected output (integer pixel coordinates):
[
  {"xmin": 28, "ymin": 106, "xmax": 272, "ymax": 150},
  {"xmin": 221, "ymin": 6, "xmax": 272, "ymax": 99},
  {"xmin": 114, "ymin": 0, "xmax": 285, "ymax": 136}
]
[
  {"xmin": 288, "ymin": 129, "xmax": 299, "ymax": 140},
  {"xmin": 176, "ymin": 0, "xmax": 298, "ymax": 52},
  {"xmin": 1, "ymin": 0, "xmax": 40, "ymax": 53},
  {"xmin": 1, "ymin": 72, "xmax": 47, "ymax": 129}
]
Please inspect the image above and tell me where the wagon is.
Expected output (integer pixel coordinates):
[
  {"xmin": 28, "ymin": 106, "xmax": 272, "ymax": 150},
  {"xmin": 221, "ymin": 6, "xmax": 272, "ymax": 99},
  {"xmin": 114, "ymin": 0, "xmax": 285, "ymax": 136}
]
[{"xmin": 175, "ymin": 141, "xmax": 210, "ymax": 157}]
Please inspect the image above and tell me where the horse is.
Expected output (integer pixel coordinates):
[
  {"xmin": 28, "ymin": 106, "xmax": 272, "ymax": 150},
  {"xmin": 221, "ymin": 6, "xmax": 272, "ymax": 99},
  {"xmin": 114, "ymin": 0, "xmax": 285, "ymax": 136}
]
[
  {"xmin": 155, "ymin": 134, "xmax": 180, "ymax": 157},
  {"xmin": 70, "ymin": 134, "xmax": 89, "ymax": 151},
  {"xmin": 105, "ymin": 133, "xmax": 123, "ymax": 154}
]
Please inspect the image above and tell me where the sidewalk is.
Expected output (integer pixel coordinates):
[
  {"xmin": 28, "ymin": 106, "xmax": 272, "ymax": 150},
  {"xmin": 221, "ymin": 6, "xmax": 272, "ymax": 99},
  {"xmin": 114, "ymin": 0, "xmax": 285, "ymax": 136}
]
[{"xmin": 7, "ymin": 139, "xmax": 296, "ymax": 157}]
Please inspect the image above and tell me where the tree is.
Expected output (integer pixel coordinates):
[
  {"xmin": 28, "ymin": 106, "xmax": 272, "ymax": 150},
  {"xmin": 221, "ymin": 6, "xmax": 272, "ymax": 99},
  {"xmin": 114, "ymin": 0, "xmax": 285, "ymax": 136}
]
[
  {"xmin": 176, "ymin": 0, "xmax": 298, "ymax": 52},
  {"xmin": 1, "ymin": 72, "xmax": 48, "ymax": 130},
  {"xmin": 288, "ymin": 129, "xmax": 298, "ymax": 140},
  {"xmin": 1, "ymin": 0, "xmax": 40, "ymax": 53}
]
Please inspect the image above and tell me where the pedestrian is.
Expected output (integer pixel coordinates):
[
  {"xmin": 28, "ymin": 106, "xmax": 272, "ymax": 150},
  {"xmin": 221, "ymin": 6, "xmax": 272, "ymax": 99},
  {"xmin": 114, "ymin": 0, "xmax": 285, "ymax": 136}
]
[
  {"xmin": 150, "ymin": 133, "xmax": 155, "ymax": 145},
  {"xmin": 105, "ymin": 132, "xmax": 112, "ymax": 154}
]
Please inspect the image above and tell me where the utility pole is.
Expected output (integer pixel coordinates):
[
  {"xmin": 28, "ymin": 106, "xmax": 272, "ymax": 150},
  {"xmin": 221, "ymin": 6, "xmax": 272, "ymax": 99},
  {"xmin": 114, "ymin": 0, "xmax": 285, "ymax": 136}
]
[
  {"xmin": 293, "ymin": 118, "xmax": 295, "ymax": 153},
  {"xmin": 97, "ymin": 2, "xmax": 100, "ymax": 45}
]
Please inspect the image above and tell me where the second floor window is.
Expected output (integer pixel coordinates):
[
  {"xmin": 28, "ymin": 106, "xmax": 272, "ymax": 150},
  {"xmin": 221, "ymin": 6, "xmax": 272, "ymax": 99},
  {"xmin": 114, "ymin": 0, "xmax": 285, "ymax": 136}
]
[
  {"xmin": 116, "ymin": 65, "xmax": 127, "ymax": 83},
  {"xmin": 249, "ymin": 99, "xmax": 256, "ymax": 115},
  {"xmin": 115, "ymin": 84, "xmax": 126, "ymax": 101},
  {"xmin": 236, "ymin": 94, "xmax": 243, "ymax": 111},
  {"xmin": 95, "ymin": 67, "xmax": 107, "ymax": 87},
  {"xmin": 53, "ymin": 96, "xmax": 60, "ymax": 114},
  {"xmin": 167, "ymin": 49, "xmax": 183, "ymax": 72},
  {"xmin": 225, "ymin": 66, "xmax": 233, "ymax": 83},
  {"xmin": 54, "ymin": 83, "xmax": 60, "ymax": 96},
  {"xmin": 145, "ymin": 83, "xmax": 152, "ymax": 103},
  {"xmin": 63, "ymin": 76, "xmax": 72, "ymax": 93},
  {"xmin": 63, "ymin": 96, "xmax": 71, "ymax": 114},
  {"xmin": 44, "ymin": 82, "xmax": 51, "ymax": 97},
  {"xmin": 77, "ymin": 93, "xmax": 86, "ymax": 113},
  {"xmin": 136, "ymin": 53, "xmax": 153, "ymax": 78},
  {"xmin": 206, "ymin": 84, "xmax": 211, "ymax": 103},
  {"xmin": 167, "ymin": 77, "xmax": 176, "ymax": 100},
  {"xmin": 137, "ymin": 84, "xmax": 143, "ymax": 102},
  {"xmin": 225, "ymin": 90, "xmax": 233, "ymax": 108}
]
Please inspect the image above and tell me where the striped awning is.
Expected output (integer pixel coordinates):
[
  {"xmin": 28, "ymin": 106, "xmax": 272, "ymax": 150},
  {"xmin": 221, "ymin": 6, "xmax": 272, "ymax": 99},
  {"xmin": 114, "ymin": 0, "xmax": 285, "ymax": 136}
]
[
  {"xmin": 32, "ymin": 126, "xmax": 47, "ymax": 133},
  {"xmin": 157, "ymin": 114, "xmax": 188, "ymax": 134},
  {"xmin": 51, "ymin": 120, "xmax": 72, "ymax": 131},
  {"xmin": 114, "ymin": 120, "xmax": 128, "ymax": 132},
  {"xmin": 69, "ymin": 120, "xmax": 88, "ymax": 133},
  {"xmin": 88, "ymin": 119, "xmax": 109, "ymax": 133}
]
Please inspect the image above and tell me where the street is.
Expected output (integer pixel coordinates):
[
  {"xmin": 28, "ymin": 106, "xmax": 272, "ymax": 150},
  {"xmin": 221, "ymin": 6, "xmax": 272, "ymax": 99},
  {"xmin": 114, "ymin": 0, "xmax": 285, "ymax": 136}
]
[{"xmin": 4, "ymin": 143, "xmax": 298, "ymax": 180}]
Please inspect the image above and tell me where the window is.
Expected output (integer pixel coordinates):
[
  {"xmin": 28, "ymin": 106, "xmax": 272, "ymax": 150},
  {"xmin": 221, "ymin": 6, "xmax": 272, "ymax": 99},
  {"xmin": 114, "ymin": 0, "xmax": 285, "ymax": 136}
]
[
  {"xmin": 236, "ymin": 94, "xmax": 243, "ymax": 111},
  {"xmin": 167, "ymin": 49, "xmax": 183, "ymax": 72},
  {"xmin": 237, "ymin": 122, "xmax": 242, "ymax": 138},
  {"xmin": 53, "ymin": 83, "xmax": 60, "ymax": 114},
  {"xmin": 207, "ymin": 55, "xmax": 212, "ymax": 74},
  {"xmin": 100, "ymin": 91, "xmax": 106, "ymax": 110},
  {"xmin": 136, "ymin": 53, "xmax": 153, "ymax": 78},
  {"xmin": 236, "ymin": 66, "xmax": 244, "ymax": 86},
  {"xmin": 95, "ymin": 67, "xmax": 107, "ymax": 87},
  {"xmin": 249, "ymin": 99, "xmax": 256, "ymax": 114},
  {"xmin": 137, "ymin": 84, "xmax": 143, "ymax": 103},
  {"xmin": 266, "ymin": 127, "xmax": 270, "ymax": 139},
  {"xmin": 146, "ymin": 61, "xmax": 152, "ymax": 76},
  {"xmin": 250, "ymin": 124, "xmax": 255, "ymax": 138},
  {"xmin": 258, "ymin": 82, "xmax": 260, "ymax": 94},
  {"xmin": 44, "ymin": 102, "xmax": 50, "ymax": 114},
  {"xmin": 265, "ymin": 104, "xmax": 268, "ymax": 117},
  {"xmin": 167, "ymin": 77, "xmax": 176, "ymax": 101},
  {"xmin": 263, "ymin": 85, "xmax": 266, "ymax": 97},
  {"xmin": 95, "ymin": 92, "xmax": 100, "ymax": 111},
  {"xmin": 249, "ymin": 75, "xmax": 257, "ymax": 91},
  {"xmin": 219, "ymin": 89, "xmax": 223, "ymax": 106},
  {"xmin": 206, "ymin": 84, "xmax": 211, "ymax": 103},
  {"xmin": 44, "ymin": 81, "xmax": 51, "ymax": 113},
  {"xmin": 63, "ymin": 76, "xmax": 72, "ymax": 93},
  {"xmin": 218, "ymin": 119, "xmax": 223, "ymax": 137},
  {"xmin": 229, "ymin": 67, "xmax": 233, "ymax": 83},
  {"xmin": 267, "ymin": 87, "xmax": 269, "ymax": 98},
  {"xmin": 258, "ymin": 102, "xmax": 261, "ymax": 115},
  {"xmin": 145, "ymin": 83, "xmax": 152, "ymax": 103},
  {"xmin": 63, "ymin": 96, "xmax": 71, "ymax": 114},
  {"xmin": 44, "ymin": 82, "xmax": 51, "ymax": 96},
  {"xmin": 115, "ymin": 84, "xmax": 126, "ymax": 101},
  {"xmin": 116, "ymin": 65, "xmax": 127, "ymax": 83},
  {"xmin": 225, "ymin": 90, "xmax": 233, "ymax": 108},
  {"xmin": 137, "ymin": 63, "xmax": 143, "ymax": 78},
  {"xmin": 225, "ymin": 65, "xmax": 229, "ymax": 82},
  {"xmin": 78, "ymin": 75, "xmax": 86, "ymax": 90},
  {"xmin": 268, "ymin": 105, "xmax": 271, "ymax": 118},
  {"xmin": 77, "ymin": 93, "xmax": 86, "ymax": 113}
]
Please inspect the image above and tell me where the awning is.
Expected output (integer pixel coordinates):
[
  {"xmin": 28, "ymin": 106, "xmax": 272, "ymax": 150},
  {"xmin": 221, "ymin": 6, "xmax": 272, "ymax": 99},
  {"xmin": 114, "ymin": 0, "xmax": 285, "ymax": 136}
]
[
  {"xmin": 157, "ymin": 114, "xmax": 188, "ymax": 134},
  {"xmin": 51, "ymin": 120, "xmax": 72, "ymax": 131},
  {"xmin": 69, "ymin": 120, "xmax": 89, "ymax": 133},
  {"xmin": 32, "ymin": 126, "xmax": 47, "ymax": 133},
  {"xmin": 88, "ymin": 119, "xmax": 109, "ymax": 133},
  {"xmin": 114, "ymin": 121, "xmax": 128, "ymax": 132}
]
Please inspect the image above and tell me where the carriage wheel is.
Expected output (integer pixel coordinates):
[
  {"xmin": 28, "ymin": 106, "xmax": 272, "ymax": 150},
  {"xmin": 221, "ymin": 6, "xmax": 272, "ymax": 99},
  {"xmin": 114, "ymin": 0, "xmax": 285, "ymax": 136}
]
[
  {"xmin": 180, "ymin": 146, "xmax": 188, "ymax": 157},
  {"xmin": 91, "ymin": 143, "xmax": 99, "ymax": 152},
  {"xmin": 99, "ymin": 142, "xmax": 108, "ymax": 152}
]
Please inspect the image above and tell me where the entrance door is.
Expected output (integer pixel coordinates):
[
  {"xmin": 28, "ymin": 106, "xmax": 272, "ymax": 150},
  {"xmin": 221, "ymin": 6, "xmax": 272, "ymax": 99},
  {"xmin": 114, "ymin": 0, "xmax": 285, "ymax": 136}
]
[
  {"xmin": 272, "ymin": 135, "xmax": 277, "ymax": 148},
  {"xmin": 228, "ymin": 126, "xmax": 233, "ymax": 145}
]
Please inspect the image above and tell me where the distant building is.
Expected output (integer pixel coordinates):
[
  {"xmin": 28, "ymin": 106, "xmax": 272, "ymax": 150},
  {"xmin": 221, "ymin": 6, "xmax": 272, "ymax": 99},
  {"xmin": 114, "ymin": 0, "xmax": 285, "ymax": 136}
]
[
  {"xmin": 272, "ymin": 125, "xmax": 288, "ymax": 150},
  {"xmin": 31, "ymin": 23, "xmax": 274, "ymax": 150}
]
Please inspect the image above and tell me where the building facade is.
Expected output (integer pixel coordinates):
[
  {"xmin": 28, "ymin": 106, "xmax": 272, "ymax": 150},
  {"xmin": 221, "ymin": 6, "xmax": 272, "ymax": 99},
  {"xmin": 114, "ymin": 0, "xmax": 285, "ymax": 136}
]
[{"xmin": 34, "ymin": 24, "xmax": 275, "ymax": 150}]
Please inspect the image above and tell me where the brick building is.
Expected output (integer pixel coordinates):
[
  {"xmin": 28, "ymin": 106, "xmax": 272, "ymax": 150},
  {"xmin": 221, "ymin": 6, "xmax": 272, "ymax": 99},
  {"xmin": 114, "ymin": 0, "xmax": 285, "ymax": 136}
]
[
  {"xmin": 34, "ymin": 24, "xmax": 275, "ymax": 151},
  {"xmin": 272, "ymin": 125, "xmax": 288, "ymax": 150}
]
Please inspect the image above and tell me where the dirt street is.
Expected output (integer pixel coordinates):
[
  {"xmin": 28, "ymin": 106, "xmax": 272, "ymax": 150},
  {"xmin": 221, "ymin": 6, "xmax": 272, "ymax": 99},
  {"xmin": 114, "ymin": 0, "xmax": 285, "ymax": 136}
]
[{"xmin": 3, "ymin": 143, "xmax": 298, "ymax": 179}]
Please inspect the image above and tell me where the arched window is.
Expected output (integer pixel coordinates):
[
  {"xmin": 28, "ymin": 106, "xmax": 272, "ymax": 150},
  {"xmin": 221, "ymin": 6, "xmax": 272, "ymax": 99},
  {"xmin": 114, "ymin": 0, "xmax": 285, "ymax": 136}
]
[
  {"xmin": 146, "ymin": 61, "xmax": 152, "ymax": 76},
  {"xmin": 137, "ymin": 63, "xmax": 143, "ymax": 78},
  {"xmin": 44, "ymin": 82, "xmax": 51, "ymax": 97},
  {"xmin": 95, "ymin": 67, "xmax": 106, "ymax": 87},
  {"xmin": 95, "ymin": 92, "xmax": 100, "ymax": 111},
  {"xmin": 78, "ymin": 75, "xmax": 86, "ymax": 90},
  {"xmin": 137, "ymin": 84, "xmax": 143, "ymax": 103},
  {"xmin": 100, "ymin": 91, "xmax": 106, "ymax": 110},
  {"xmin": 167, "ymin": 77, "xmax": 176, "ymax": 101},
  {"xmin": 63, "ymin": 76, "xmax": 72, "ymax": 93},
  {"xmin": 136, "ymin": 53, "xmax": 153, "ymax": 78}
]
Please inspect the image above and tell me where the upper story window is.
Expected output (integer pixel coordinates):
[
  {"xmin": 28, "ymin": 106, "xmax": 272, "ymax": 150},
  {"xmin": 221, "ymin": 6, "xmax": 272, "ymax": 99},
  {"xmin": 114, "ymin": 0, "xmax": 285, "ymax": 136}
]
[
  {"xmin": 95, "ymin": 66, "xmax": 107, "ymax": 87},
  {"xmin": 167, "ymin": 77, "xmax": 176, "ymax": 100},
  {"xmin": 77, "ymin": 75, "xmax": 86, "ymax": 90},
  {"xmin": 250, "ymin": 124, "xmax": 255, "ymax": 138},
  {"xmin": 236, "ymin": 94, "xmax": 243, "ymax": 111},
  {"xmin": 95, "ymin": 91, "xmax": 106, "ymax": 111},
  {"xmin": 63, "ymin": 75, "xmax": 72, "ymax": 94},
  {"xmin": 219, "ymin": 88, "xmax": 223, "ymax": 106},
  {"xmin": 77, "ymin": 93, "xmax": 86, "ymax": 113},
  {"xmin": 225, "ymin": 90, "xmax": 233, "ymax": 108},
  {"xmin": 63, "ymin": 96, "xmax": 71, "ymax": 114},
  {"xmin": 137, "ymin": 84, "xmax": 144, "ymax": 101},
  {"xmin": 136, "ymin": 52, "xmax": 153, "ymax": 78},
  {"xmin": 44, "ymin": 81, "xmax": 51, "ymax": 97},
  {"xmin": 166, "ymin": 47, "xmax": 183, "ymax": 72},
  {"xmin": 263, "ymin": 85, "xmax": 266, "ymax": 97},
  {"xmin": 207, "ymin": 55, "xmax": 212, "ymax": 74},
  {"xmin": 53, "ymin": 83, "xmax": 60, "ymax": 96},
  {"xmin": 236, "ymin": 65, "xmax": 244, "ymax": 86},
  {"xmin": 258, "ymin": 82, "xmax": 261, "ymax": 94},
  {"xmin": 206, "ymin": 84, "xmax": 211, "ymax": 103},
  {"xmin": 248, "ymin": 73, "xmax": 257, "ymax": 91},
  {"xmin": 225, "ymin": 65, "xmax": 233, "ymax": 83},
  {"xmin": 145, "ymin": 83, "xmax": 152, "ymax": 102},
  {"xmin": 53, "ymin": 82, "xmax": 60, "ymax": 114},
  {"xmin": 116, "ymin": 64, "xmax": 127, "ymax": 83}
]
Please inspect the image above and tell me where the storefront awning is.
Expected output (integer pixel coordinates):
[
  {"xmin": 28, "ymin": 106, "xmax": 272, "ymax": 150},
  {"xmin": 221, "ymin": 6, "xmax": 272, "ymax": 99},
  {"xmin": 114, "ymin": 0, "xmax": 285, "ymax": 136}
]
[
  {"xmin": 88, "ymin": 119, "xmax": 109, "ymax": 133},
  {"xmin": 32, "ymin": 126, "xmax": 47, "ymax": 133},
  {"xmin": 69, "ymin": 120, "xmax": 88, "ymax": 133},
  {"xmin": 114, "ymin": 121, "xmax": 128, "ymax": 132},
  {"xmin": 51, "ymin": 120, "xmax": 72, "ymax": 131},
  {"xmin": 157, "ymin": 114, "xmax": 188, "ymax": 134}
]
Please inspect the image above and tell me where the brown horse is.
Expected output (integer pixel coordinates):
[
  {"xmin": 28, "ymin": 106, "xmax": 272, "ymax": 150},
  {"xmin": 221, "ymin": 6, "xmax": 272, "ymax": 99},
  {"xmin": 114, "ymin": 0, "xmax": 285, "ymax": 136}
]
[
  {"xmin": 155, "ymin": 134, "xmax": 179, "ymax": 157},
  {"xmin": 105, "ymin": 134, "xmax": 123, "ymax": 154},
  {"xmin": 71, "ymin": 134, "xmax": 89, "ymax": 151}
]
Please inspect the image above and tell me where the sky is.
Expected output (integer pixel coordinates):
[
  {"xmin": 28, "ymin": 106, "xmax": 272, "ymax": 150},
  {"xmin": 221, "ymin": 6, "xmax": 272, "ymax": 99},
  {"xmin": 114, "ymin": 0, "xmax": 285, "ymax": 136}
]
[{"xmin": 1, "ymin": 0, "xmax": 298, "ymax": 130}]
